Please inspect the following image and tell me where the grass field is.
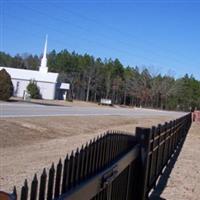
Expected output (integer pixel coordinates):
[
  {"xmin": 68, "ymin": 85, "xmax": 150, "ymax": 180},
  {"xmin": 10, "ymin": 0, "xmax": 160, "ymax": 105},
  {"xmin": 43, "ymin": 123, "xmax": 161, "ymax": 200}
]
[{"xmin": 0, "ymin": 114, "xmax": 174, "ymax": 192}]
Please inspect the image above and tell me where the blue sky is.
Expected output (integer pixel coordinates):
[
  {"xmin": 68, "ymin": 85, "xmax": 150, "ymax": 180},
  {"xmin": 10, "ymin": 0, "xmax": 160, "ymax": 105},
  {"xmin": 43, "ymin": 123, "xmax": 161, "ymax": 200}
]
[{"xmin": 1, "ymin": 0, "xmax": 200, "ymax": 79}]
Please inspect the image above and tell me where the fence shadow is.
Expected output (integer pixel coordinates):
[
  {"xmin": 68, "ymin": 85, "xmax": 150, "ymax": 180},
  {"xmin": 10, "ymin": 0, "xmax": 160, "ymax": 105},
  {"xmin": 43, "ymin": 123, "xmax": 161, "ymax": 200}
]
[{"xmin": 149, "ymin": 135, "xmax": 187, "ymax": 200}]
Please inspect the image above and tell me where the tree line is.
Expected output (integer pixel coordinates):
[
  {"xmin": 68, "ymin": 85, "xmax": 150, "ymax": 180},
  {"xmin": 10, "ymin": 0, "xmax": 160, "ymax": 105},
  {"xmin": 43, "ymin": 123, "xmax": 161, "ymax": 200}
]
[{"xmin": 0, "ymin": 51, "xmax": 199, "ymax": 111}]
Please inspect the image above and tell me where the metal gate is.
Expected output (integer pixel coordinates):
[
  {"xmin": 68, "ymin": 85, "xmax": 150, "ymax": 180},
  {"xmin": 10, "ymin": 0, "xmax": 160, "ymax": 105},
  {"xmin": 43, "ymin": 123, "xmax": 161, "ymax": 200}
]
[{"xmin": 60, "ymin": 144, "xmax": 140, "ymax": 200}]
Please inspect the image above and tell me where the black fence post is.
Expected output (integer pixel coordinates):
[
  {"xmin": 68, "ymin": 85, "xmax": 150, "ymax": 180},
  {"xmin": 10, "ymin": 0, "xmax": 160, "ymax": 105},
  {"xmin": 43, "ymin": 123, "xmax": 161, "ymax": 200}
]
[
  {"xmin": 39, "ymin": 168, "xmax": 47, "ymax": 200},
  {"xmin": 136, "ymin": 127, "xmax": 152, "ymax": 200},
  {"xmin": 47, "ymin": 163, "xmax": 55, "ymax": 200},
  {"xmin": 21, "ymin": 179, "xmax": 28, "ymax": 200},
  {"xmin": 30, "ymin": 174, "xmax": 38, "ymax": 200},
  {"xmin": 13, "ymin": 186, "xmax": 17, "ymax": 200},
  {"xmin": 54, "ymin": 159, "xmax": 62, "ymax": 198}
]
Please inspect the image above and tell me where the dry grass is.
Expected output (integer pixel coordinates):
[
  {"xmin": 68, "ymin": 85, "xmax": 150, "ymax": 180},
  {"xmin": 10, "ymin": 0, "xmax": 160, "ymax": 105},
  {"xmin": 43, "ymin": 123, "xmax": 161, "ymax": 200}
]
[{"xmin": 0, "ymin": 115, "xmax": 173, "ymax": 192}]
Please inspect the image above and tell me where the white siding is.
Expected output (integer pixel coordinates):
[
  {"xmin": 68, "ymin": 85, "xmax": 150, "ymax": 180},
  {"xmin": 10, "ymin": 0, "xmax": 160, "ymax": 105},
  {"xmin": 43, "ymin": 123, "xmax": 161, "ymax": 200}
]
[
  {"xmin": 12, "ymin": 79, "xmax": 56, "ymax": 100},
  {"xmin": 36, "ymin": 81, "xmax": 56, "ymax": 100},
  {"xmin": 12, "ymin": 79, "xmax": 28, "ymax": 97}
]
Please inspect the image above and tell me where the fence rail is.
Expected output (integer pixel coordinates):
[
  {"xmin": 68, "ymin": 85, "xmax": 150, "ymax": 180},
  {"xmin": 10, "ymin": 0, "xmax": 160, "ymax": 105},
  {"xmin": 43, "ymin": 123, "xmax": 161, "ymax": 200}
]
[
  {"xmin": 1, "ymin": 113, "xmax": 192, "ymax": 200},
  {"xmin": 137, "ymin": 113, "xmax": 192, "ymax": 199}
]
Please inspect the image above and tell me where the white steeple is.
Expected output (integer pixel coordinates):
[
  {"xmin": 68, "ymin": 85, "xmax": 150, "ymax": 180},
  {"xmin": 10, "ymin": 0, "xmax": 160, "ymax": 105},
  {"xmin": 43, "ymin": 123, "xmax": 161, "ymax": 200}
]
[{"xmin": 39, "ymin": 35, "xmax": 48, "ymax": 73}]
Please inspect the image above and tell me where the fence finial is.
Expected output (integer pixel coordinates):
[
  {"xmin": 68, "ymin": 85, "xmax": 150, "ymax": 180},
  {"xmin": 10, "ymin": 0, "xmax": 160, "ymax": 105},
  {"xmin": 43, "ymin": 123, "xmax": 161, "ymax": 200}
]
[{"xmin": 13, "ymin": 186, "xmax": 17, "ymax": 197}]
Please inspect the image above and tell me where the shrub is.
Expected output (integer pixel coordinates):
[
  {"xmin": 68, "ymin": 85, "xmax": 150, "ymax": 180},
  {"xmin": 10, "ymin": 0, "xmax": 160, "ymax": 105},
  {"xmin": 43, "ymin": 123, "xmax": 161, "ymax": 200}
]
[
  {"xmin": 27, "ymin": 80, "xmax": 41, "ymax": 99},
  {"xmin": 0, "ymin": 69, "xmax": 13, "ymax": 101}
]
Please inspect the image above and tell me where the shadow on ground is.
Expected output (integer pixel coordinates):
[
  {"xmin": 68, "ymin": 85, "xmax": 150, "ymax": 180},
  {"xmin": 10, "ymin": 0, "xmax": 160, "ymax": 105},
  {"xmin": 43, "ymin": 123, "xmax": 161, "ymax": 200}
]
[
  {"xmin": 149, "ymin": 135, "xmax": 187, "ymax": 200},
  {"xmin": 7, "ymin": 99, "xmax": 68, "ymax": 107}
]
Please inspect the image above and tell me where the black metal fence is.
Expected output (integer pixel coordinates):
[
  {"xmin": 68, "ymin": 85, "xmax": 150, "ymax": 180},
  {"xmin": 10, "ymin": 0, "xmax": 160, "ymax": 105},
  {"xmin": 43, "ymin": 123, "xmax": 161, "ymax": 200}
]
[
  {"xmin": 136, "ymin": 113, "xmax": 192, "ymax": 199},
  {"xmin": 5, "ymin": 113, "xmax": 192, "ymax": 200}
]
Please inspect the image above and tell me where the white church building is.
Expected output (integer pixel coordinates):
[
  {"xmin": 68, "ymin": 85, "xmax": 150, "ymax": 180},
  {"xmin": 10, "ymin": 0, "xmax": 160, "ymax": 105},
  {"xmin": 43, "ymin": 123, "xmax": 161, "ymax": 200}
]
[{"xmin": 0, "ymin": 37, "xmax": 69, "ymax": 100}]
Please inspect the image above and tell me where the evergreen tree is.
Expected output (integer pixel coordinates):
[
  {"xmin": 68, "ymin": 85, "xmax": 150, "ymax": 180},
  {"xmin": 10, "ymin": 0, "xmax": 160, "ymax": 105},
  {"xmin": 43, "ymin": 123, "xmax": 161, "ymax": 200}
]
[
  {"xmin": 27, "ymin": 80, "xmax": 41, "ymax": 99},
  {"xmin": 0, "ymin": 69, "xmax": 13, "ymax": 101}
]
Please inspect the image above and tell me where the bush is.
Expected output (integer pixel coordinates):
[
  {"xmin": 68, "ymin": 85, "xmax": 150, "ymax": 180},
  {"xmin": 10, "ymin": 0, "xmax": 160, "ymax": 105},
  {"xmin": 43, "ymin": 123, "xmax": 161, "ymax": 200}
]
[
  {"xmin": 0, "ymin": 69, "xmax": 13, "ymax": 101},
  {"xmin": 27, "ymin": 80, "xmax": 41, "ymax": 99}
]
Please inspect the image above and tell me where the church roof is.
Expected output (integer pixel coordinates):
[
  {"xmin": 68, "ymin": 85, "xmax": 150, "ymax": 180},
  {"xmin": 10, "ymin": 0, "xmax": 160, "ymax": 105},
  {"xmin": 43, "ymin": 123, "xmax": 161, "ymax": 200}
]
[{"xmin": 0, "ymin": 67, "xmax": 59, "ymax": 83}]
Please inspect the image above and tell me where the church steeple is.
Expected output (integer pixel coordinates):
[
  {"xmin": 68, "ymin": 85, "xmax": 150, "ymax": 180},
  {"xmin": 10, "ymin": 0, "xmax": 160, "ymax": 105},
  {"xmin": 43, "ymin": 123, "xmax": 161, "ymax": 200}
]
[{"xmin": 39, "ymin": 35, "xmax": 48, "ymax": 73}]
